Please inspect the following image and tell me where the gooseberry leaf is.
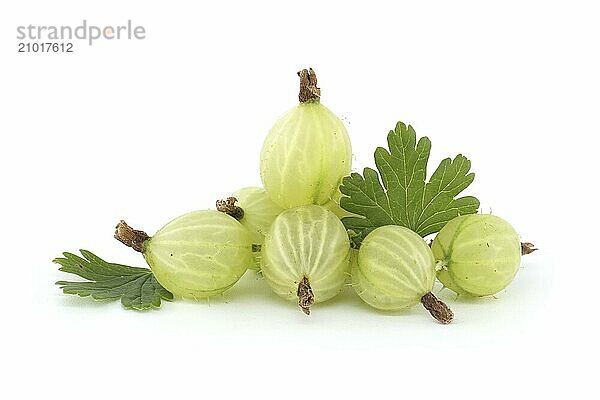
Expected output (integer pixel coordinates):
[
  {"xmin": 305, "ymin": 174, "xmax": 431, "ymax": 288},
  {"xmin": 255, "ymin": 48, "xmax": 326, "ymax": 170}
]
[
  {"xmin": 54, "ymin": 250, "xmax": 173, "ymax": 310},
  {"xmin": 340, "ymin": 122, "xmax": 480, "ymax": 247}
]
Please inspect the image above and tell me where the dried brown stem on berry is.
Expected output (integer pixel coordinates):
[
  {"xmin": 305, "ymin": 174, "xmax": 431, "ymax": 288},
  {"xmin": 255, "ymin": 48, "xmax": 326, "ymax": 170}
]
[
  {"xmin": 421, "ymin": 292, "xmax": 454, "ymax": 324},
  {"xmin": 114, "ymin": 220, "xmax": 150, "ymax": 253},
  {"xmin": 521, "ymin": 242, "xmax": 538, "ymax": 255},
  {"xmin": 297, "ymin": 276, "xmax": 315, "ymax": 315},
  {"xmin": 298, "ymin": 68, "xmax": 321, "ymax": 103},
  {"xmin": 216, "ymin": 197, "xmax": 244, "ymax": 220}
]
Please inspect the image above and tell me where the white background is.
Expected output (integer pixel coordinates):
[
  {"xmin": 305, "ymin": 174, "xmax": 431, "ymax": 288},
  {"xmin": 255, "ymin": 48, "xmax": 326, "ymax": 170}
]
[{"xmin": 1, "ymin": 1, "xmax": 597, "ymax": 398}]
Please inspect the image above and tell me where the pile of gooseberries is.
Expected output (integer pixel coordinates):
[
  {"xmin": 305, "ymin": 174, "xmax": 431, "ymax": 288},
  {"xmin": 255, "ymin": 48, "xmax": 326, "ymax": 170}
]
[{"xmin": 83, "ymin": 68, "xmax": 535, "ymax": 324}]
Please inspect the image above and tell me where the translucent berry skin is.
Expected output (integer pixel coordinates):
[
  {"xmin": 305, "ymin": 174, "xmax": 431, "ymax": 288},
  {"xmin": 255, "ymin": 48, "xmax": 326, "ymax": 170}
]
[
  {"xmin": 261, "ymin": 205, "xmax": 350, "ymax": 304},
  {"xmin": 233, "ymin": 187, "xmax": 284, "ymax": 246},
  {"xmin": 431, "ymin": 214, "xmax": 521, "ymax": 297},
  {"xmin": 143, "ymin": 210, "xmax": 253, "ymax": 299},
  {"xmin": 352, "ymin": 225, "xmax": 435, "ymax": 311},
  {"xmin": 232, "ymin": 187, "xmax": 284, "ymax": 272},
  {"xmin": 260, "ymin": 102, "xmax": 352, "ymax": 209}
]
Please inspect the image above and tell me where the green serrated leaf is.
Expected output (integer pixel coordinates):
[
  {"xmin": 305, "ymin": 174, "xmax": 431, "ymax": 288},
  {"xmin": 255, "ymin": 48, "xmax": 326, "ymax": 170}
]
[
  {"xmin": 54, "ymin": 250, "xmax": 173, "ymax": 310},
  {"xmin": 340, "ymin": 122, "xmax": 480, "ymax": 246}
]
